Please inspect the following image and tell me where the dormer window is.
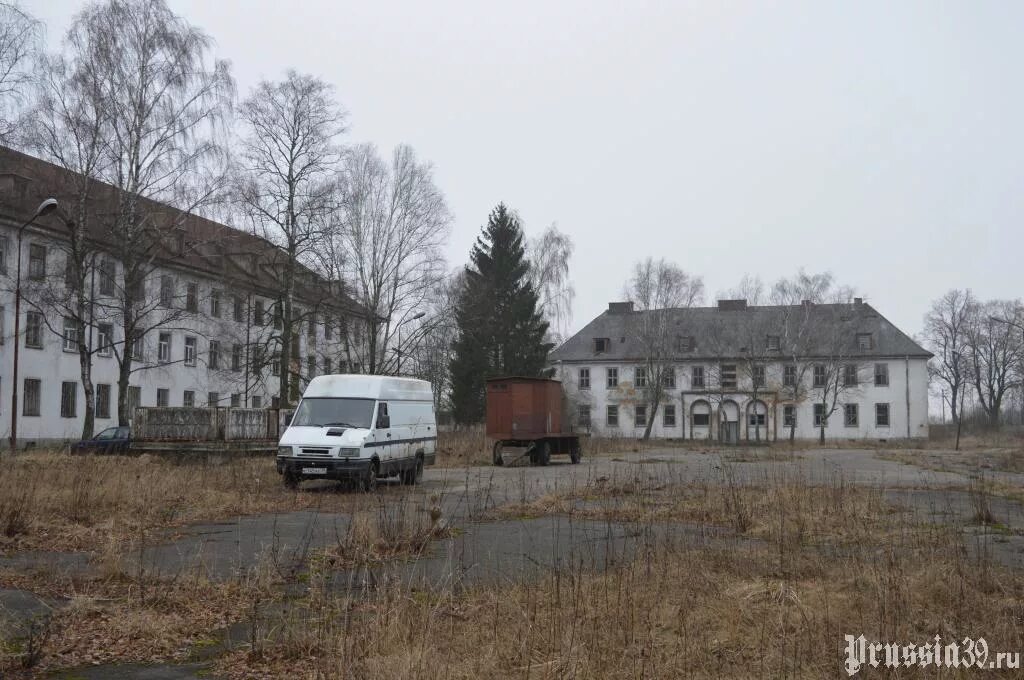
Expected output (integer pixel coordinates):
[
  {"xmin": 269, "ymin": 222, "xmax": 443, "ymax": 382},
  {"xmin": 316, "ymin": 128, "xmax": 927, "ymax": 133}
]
[
  {"xmin": 766, "ymin": 335, "xmax": 780, "ymax": 351},
  {"xmin": 856, "ymin": 333, "xmax": 874, "ymax": 350},
  {"xmin": 594, "ymin": 337, "xmax": 610, "ymax": 353},
  {"xmin": 675, "ymin": 335, "xmax": 695, "ymax": 352}
]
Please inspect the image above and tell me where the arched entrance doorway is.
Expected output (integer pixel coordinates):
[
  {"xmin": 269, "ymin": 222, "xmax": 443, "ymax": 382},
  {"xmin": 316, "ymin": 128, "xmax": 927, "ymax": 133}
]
[{"xmin": 719, "ymin": 399, "xmax": 740, "ymax": 444}]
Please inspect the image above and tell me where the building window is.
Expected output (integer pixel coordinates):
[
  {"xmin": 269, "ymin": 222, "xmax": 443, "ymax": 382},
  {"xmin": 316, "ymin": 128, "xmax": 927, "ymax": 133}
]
[
  {"xmin": 97, "ymin": 323, "xmax": 113, "ymax": 357},
  {"xmin": 844, "ymin": 403, "xmax": 859, "ymax": 427},
  {"xmin": 233, "ymin": 296, "xmax": 244, "ymax": 323},
  {"xmin": 783, "ymin": 405, "xmax": 796, "ymax": 428},
  {"xmin": 99, "ymin": 258, "xmax": 116, "ymax": 296},
  {"xmin": 843, "ymin": 364, "xmax": 858, "ymax": 387},
  {"xmin": 308, "ymin": 315, "xmax": 317, "ymax": 338},
  {"xmin": 875, "ymin": 403, "xmax": 890, "ymax": 427},
  {"xmin": 208, "ymin": 391, "xmax": 219, "ymax": 407},
  {"xmin": 766, "ymin": 335, "xmax": 780, "ymax": 351},
  {"xmin": 131, "ymin": 334, "xmax": 145, "ymax": 362},
  {"xmin": 23, "ymin": 378, "xmax": 41, "ymax": 416},
  {"xmin": 273, "ymin": 303, "xmax": 283, "ymax": 330},
  {"xmin": 307, "ymin": 355, "xmax": 316, "ymax": 378},
  {"xmin": 231, "ymin": 344, "xmax": 242, "ymax": 372},
  {"xmin": 95, "ymin": 383, "xmax": 111, "ymax": 419},
  {"xmin": 25, "ymin": 311, "xmax": 43, "ymax": 348},
  {"xmin": 185, "ymin": 282, "xmax": 198, "ymax": 312},
  {"xmin": 182, "ymin": 390, "xmax": 195, "ymax": 407},
  {"xmin": 271, "ymin": 396, "xmax": 281, "ymax": 409},
  {"xmin": 251, "ymin": 395, "xmax": 263, "ymax": 408},
  {"xmin": 578, "ymin": 404, "xmax": 591, "ymax": 428},
  {"xmin": 692, "ymin": 366, "xmax": 705, "ymax": 389},
  {"xmin": 323, "ymin": 357, "xmax": 332, "ymax": 374},
  {"xmin": 857, "ymin": 333, "xmax": 873, "ymax": 350},
  {"xmin": 28, "ymin": 244, "xmax": 46, "ymax": 280},
  {"xmin": 208, "ymin": 340, "xmax": 220, "ymax": 370},
  {"xmin": 184, "ymin": 336, "xmax": 197, "ymax": 366},
  {"xmin": 606, "ymin": 367, "xmax": 618, "ymax": 388},
  {"xmin": 662, "ymin": 369, "xmax": 676, "ymax": 389},
  {"xmin": 65, "ymin": 255, "xmax": 79, "ymax": 290},
  {"xmin": 62, "ymin": 317, "xmax": 79, "ymax": 353},
  {"xmin": 230, "ymin": 393, "xmax": 241, "ymax": 408},
  {"xmin": 579, "ymin": 368, "xmax": 590, "ymax": 390},
  {"xmin": 752, "ymin": 365, "xmax": 765, "ymax": 388},
  {"xmin": 128, "ymin": 385, "xmax": 141, "ymax": 413},
  {"xmin": 272, "ymin": 353, "xmax": 281, "ymax": 376},
  {"xmin": 160, "ymin": 275, "xmax": 174, "ymax": 307},
  {"xmin": 675, "ymin": 335, "xmax": 695, "ymax": 353},
  {"xmin": 783, "ymin": 364, "xmax": 797, "ymax": 388},
  {"xmin": 874, "ymin": 363, "xmax": 889, "ymax": 387},
  {"xmin": 158, "ymin": 333, "xmax": 171, "ymax": 363},
  {"xmin": 720, "ymin": 364, "xmax": 737, "ymax": 390},
  {"xmin": 663, "ymin": 404, "xmax": 676, "ymax": 427},
  {"xmin": 635, "ymin": 366, "xmax": 648, "ymax": 388},
  {"xmin": 0, "ymin": 305, "xmax": 4, "ymax": 344},
  {"xmin": 813, "ymin": 364, "xmax": 826, "ymax": 388},
  {"xmin": 0, "ymin": 236, "xmax": 7, "ymax": 273},
  {"xmin": 594, "ymin": 337, "xmax": 609, "ymax": 353},
  {"xmin": 813, "ymin": 403, "xmax": 826, "ymax": 427},
  {"xmin": 210, "ymin": 290, "xmax": 221, "ymax": 318},
  {"xmin": 253, "ymin": 299, "xmax": 264, "ymax": 325},
  {"xmin": 634, "ymin": 404, "xmax": 647, "ymax": 427},
  {"xmin": 749, "ymin": 411, "xmax": 766, "ymax": 426},
  {"xmin": 324, "ymin": 318, "xmax": 333, "ymax": 340},
  {"xmin": 61, "ymin": 381, "xmax": 77, "ymax": 418},
  {"xmin": 156, "ymin": 388, "xmax": 169, "ymax": 407},
  {"xmin": 693, "ymin": 410, "xmax": 710, "ymax": 427},
  {"xmin": 606, "ymin": 404, "xmax": 619, "ymax": 427}
]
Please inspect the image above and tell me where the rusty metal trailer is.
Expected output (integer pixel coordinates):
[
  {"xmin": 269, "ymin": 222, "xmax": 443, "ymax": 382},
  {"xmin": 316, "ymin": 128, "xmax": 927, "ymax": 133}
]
[{"xmin": 485, "ymin": 377, "xmax": 582, "ymax": 466}]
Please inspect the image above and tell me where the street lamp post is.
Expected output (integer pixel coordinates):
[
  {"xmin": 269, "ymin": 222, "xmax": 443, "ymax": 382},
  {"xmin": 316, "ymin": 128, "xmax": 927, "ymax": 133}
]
[
  {"xmin": 394, "ymin": 311, "xmax": 426, "ymax": 376},
  {"xmin": 9, "ymin": 198, "xmax": 59, "ymax": 453}
]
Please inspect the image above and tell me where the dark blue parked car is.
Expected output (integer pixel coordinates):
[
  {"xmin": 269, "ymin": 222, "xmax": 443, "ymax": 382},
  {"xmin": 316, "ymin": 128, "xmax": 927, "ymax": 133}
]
[{"xmin": 71, "ymin": 426, "xmax": 131, "ymax": 454}]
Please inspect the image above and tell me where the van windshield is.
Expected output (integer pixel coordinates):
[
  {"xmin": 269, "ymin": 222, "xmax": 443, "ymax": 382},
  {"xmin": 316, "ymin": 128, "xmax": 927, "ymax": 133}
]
[{"xmin": 291, "ymin": 398, "xmax": 375, "ymax": 429}]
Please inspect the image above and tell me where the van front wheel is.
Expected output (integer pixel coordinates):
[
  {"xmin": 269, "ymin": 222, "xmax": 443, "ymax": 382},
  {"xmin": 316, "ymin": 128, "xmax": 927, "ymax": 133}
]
[{"xmin": 361, "ymin": 461, "xmax": 379, "ymax": 492}]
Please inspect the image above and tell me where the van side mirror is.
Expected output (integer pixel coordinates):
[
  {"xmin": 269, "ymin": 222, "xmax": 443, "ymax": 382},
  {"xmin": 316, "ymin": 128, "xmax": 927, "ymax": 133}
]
[{"xmin": 377, "ymin": 414, "xmax": 390, "ymax": 429}]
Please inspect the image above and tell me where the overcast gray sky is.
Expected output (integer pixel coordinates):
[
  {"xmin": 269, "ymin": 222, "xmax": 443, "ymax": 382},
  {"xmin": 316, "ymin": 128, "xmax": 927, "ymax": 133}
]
[{"xmin": 24, "ymin": 0, "xmax": 1023, "ymax": 340}]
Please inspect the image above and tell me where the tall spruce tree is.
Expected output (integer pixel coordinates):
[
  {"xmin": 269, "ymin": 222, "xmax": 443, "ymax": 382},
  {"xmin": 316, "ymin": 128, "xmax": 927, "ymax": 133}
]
[{"xmin": 450, "ymin": 204, "xmax": 552, "ymax": 424}]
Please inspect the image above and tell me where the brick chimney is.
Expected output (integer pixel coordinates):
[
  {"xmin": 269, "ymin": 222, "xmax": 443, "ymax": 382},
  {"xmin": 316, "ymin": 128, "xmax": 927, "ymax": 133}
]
[{"xmin": 607, "ymin": 301, "xmax": 634, "ymax": 314}]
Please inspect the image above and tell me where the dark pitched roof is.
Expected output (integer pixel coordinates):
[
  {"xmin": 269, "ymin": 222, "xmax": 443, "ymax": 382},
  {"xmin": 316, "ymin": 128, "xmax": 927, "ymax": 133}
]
[
  {"xmin": 549, "ymin": 302, "xmax": 931, "ymax": 362},
  {"xmin": 0, "ymin": 145, "xmax": 361, "ymax": 316}
]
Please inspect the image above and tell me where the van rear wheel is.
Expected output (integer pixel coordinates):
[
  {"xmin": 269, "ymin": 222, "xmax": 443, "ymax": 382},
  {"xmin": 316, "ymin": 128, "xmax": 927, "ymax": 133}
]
[{"xmin": 401, "ymin": 457, "xmax": 424, "ymax": 485}]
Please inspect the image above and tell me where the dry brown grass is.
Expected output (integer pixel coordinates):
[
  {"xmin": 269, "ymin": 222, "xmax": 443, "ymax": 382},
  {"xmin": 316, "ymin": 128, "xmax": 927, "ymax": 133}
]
[
  {"xmin": 0, "ymin": 451, "xmax": 416, "ymax": 555},
  {"xmin": 211, "ymin": 474, "xmax": 1024, "ymax": 679}
]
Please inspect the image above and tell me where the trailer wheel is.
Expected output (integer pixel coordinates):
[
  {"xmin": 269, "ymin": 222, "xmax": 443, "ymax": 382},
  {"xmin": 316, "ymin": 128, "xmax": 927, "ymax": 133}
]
[
  {"xmin": 492, "ymin": 441, "xmax": 504, "ymax": 466},
  {"xmin": 569, "ymin": 440, "xmax": 581, "ymax": 464},
  {"xmin": 536, "ymin": 440, "xmax": 551, "ymax": 467}
]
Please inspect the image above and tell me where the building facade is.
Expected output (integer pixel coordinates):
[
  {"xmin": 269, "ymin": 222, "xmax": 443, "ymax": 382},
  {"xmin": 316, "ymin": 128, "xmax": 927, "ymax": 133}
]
[
  {"xmin": 0, "ymin": 147, "xmax": 363, "ymax": 445},
  {"xmin": 549, "ymin": 299, "xmax": 931, "ymax": 442}
]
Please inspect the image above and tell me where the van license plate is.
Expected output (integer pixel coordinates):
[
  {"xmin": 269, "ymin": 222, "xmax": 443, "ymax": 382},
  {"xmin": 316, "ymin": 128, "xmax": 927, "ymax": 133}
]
[{"xmin": 302, "ymin": 467, "xmax": 327, "ymax": 474}]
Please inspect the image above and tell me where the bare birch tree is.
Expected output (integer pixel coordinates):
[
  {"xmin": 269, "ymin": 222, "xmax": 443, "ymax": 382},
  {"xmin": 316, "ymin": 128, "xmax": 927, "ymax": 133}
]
[
  {"xmin": 0, "ymin": 1, "xmax": 40, "ymax": 142},
  {"xmin": 527, "ymin": 223, "xmax": 575, "ymax": 344},
  {"xmin": 624, "ymin": 257, "xmax": 705, "ymax": 440},
  {"xmin": 331, "ymin": 142, "xmax": 451, "ymax": 375},
  {"xmin": 922, "ymin": 289, "xmax": 974, "ymax": 424},
  {"xmin": 28, "ymin": 0, "xmax": 233, "ymax": 425},
  {"xmin": 236, "ymin": 70, "xmax": 344, "ymax": 405}
]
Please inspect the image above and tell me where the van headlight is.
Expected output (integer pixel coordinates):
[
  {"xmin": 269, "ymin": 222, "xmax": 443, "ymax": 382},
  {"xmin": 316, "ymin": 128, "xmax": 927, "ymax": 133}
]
[
  {"xmin": 338, "ymin": 447, "xmax": 360, "ymax": 457},
  {"xmin": 278, "ymin": 446, "xmax": 292, "ymax": 457}
]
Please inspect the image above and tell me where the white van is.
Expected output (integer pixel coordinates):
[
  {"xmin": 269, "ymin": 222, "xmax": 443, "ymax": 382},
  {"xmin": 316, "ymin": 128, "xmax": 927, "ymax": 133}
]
[{"xmin": 276, "ymin": 375, "xmax": 437, "ymax": 490}]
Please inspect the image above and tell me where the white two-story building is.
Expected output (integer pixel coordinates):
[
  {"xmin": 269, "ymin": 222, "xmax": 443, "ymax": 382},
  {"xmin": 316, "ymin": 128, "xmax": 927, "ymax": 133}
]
[
  {"xmin": 0, "ymin": 146, "xmax": 365, "ymax": 446},
  {"xmin": 549, "ymin": 299, "xmax": 931, "ymax": 442}
]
